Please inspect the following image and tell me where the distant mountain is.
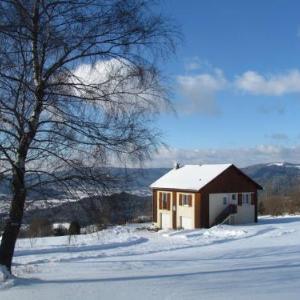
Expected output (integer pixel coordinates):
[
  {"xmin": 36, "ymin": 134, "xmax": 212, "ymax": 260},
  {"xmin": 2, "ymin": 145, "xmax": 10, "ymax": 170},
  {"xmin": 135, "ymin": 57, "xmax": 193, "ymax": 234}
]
[
  {"xmin": 108, "ymin": 167, "xmax": 169, "ymax": 195},
  {"xmin": 243, "ymin": 162, "xmax": 300, "ymax": 194},
  {"xmin": 0, "ymin": 168, "xmax": 170, "ymax": 223},
  {"xmin": 0, "ymin": 192, "xmax": 151, "ymax": 226},
  {"xmin": 0, "ymin": 167, "xmax": 170, "ymax": 201},
  {"xmin": 1, "ymin": 162, "xmax": 300, "ymax": 225},
  {"xmin": 113, "ymin": 163, "xmax": 300, "ymax": 195},
  {"xmin": 1, "ymin": 162, "xmax": 300, "ymax": 214}
]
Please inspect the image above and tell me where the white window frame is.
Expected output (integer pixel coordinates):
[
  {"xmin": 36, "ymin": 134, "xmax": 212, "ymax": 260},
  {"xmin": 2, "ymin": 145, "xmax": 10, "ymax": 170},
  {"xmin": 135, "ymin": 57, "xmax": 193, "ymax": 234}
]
[
  {"xmin": 231, "ymin": 193, "xmax": 237, "ymax": 202},
  {"xmin": 242, "ymin": 193, "xmax": 251, "ymax": 205},
  {"xmin": 161, "ymin": 192, "xmax": 169, "ymax": 209},
  {"xmin": 182, "ymin": 194, "xmax": 190, "ymax": 206},
  {"xmin": 223, "ymin": 196, "xmax": 227, "ymax": 205}
]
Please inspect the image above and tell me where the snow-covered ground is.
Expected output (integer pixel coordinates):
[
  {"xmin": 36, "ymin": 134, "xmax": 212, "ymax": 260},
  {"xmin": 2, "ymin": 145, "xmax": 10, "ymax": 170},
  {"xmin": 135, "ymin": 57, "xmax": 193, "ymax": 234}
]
[{"xmin": 1, "ymin": 215, "xmax": 300, "ymax": 299}]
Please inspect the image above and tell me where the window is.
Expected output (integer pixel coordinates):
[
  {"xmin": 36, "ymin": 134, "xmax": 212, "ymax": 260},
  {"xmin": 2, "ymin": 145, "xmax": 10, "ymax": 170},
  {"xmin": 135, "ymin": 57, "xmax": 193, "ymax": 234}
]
[
  {"xmin": 231, "ymin": 194, "xmax": 236, "ymax": 201},
  {"xmin": 180, "ymin": 194, "xmax": 192, "ymax": 207},
  {"xmin": 182, "ymin": 194, "xmax": 190, "ymax": 206},
  {"xmin": 242, "ymin": 193, "xmax": 250, "ymax": 205},
  {"xmin": 161, "ymin": 193, "xmax": 169, "ymax": 209},
  {"xmin": 223, "ymin": 196, "xmax": 227, "ymax": 205}
]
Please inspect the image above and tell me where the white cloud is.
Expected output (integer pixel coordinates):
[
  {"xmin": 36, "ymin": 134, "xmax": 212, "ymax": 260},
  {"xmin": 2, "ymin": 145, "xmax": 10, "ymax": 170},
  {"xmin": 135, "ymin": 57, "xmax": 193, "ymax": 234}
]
[
  {"xmin": 176, "ymin": 69, "xmax": 227, "ymax": 115},
  {"xmin": 184, "ymin": 57, "xmax": 202, "ymax": 71},
  {"xmin": 145, "ymin": 145, "xmax": 300, "ymax": 168},
  {"xmin": 177, "ymin": 62, "xmax": 300, "ymax": 116},
  {"xmin": 184, "ymin": 57, "xmax": 216, "ymax": 72},
  {"xmin": 183, "ymin": 57, "xmax": 215, "ymax": 72},
  {"xmin": 71, "ymin": 58, "xmax": 168, "ymax": 114},
  {"xmin": 177, "ymin": 65, "xmax": 300, "ymax": 115},
  {"xmin": 235, "ymin": 70, "xmax": 300, "ymax": 96}
]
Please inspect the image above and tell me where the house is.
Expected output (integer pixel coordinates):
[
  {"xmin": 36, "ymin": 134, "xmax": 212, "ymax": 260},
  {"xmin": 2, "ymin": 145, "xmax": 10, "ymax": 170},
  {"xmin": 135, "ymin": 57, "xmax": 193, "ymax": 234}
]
[{"xmin": 150, "ymin": 164, "xmax": 263, "ymax": 229}]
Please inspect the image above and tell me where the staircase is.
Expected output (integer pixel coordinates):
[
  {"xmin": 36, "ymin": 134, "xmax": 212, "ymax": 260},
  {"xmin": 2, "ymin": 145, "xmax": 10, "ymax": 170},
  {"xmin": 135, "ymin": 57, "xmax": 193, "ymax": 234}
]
[{"xmin": 214, "ymin": 204, "xmax": 237, "ymax": 226}]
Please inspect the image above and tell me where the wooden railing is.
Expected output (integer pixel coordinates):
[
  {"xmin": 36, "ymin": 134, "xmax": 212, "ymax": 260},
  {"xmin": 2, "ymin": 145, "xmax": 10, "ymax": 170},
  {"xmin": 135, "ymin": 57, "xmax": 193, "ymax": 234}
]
[{"xmin": 214, "ymin": 204, "xmax": 237, "ymax": 226}]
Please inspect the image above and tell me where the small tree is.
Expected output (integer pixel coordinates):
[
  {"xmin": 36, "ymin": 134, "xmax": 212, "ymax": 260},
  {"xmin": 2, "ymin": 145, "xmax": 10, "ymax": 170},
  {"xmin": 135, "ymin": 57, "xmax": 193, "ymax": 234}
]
[
  {"xmin": 68, "ymin": 221, "xmax": 81, "ymax": 236},
  {"xmin": 28, "ymin": 218, "xmax": 53, "ymax": 238},
  {"xmin": 258, "ymin": 201, "xmax": 265, "ymax": 215}
]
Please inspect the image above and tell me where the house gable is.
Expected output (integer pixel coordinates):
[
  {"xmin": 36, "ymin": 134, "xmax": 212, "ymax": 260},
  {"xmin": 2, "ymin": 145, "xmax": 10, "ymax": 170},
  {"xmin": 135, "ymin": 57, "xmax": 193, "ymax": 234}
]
[
  {"xmin": 199, "ymin": 165, "xmax": 261, "ymax": 227},
  {"xmin": 199, "ymin": 164, "xmax": 262, "ymax": 193}
]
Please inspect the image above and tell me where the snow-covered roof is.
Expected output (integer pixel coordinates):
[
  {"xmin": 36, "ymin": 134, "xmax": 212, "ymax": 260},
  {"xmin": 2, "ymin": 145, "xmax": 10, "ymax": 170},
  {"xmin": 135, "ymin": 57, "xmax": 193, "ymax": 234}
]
[{"xmin": 150, "ymin": 164, "xmax": 232, "ymax": 191}]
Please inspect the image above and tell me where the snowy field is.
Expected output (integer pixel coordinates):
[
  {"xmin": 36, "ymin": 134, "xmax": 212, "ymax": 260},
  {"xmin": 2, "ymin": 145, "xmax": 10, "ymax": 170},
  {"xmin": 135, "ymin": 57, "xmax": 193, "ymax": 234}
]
[{"xmin": 1, "ymin": 215, "xmax": 300, "ymax": 299}]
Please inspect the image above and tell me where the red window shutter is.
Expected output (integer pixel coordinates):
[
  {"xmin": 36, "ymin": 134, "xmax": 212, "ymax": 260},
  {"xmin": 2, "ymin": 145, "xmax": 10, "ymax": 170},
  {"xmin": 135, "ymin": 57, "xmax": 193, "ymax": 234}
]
[
  {"xmin": 159, "ymin": 193, "xmax": 162, "ymax": 209},
  {"xmin": 251, "ymin": 194, "xmax": 254, "ymax": 205},
  {"xmin": 238, "ymin": 193, "xmax": 242, "ymax": 206},
  {"xmin": 188, "ymin": 195, "xmax": 192, "ymax": 206},
  {"xmin": 167, "ymin": 193, "xmax": 171, "ymax": 210},
  {"xmin": 179, "ymin": 194, "xmax": 182, "ymax": 206}
]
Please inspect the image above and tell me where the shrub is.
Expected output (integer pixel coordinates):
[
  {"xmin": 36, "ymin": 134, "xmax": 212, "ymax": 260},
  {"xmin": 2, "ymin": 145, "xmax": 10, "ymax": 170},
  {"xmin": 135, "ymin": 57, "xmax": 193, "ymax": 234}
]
[
  {"xmin": 258, "ymin": 190, "xmax": 300, "ymax": 216},
  {"xmin": 28, "ymin": 218, "xmax": 53, "ymax": 237},
  {"xmin": 258, "ymin": 201, "xmax": 265, "ymax": 215},
  {"xmin": 0, "ymin": 220, "xmax": 5, "ymax": 234},
  {"xmin": 53, "ymin": 225, "xmax": 68, "ymax": 236},
  {"xmin": 68, "ymin": 221, "xmax": 81, "ymax": 235}
]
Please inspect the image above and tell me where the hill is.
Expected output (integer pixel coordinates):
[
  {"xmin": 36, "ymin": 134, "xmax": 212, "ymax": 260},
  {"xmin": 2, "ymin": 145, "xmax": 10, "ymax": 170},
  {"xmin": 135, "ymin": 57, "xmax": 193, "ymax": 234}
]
[
  {"xmin": 2, "ymin": 216, "xmax": 300, "ymax": 299},
  {"xmin": 243, "ymin": 162, "xmax": 300, "ymax": 194},
  {"xmin": 1, "ymin": 163, "xmax": 300, "ymax": 224}
]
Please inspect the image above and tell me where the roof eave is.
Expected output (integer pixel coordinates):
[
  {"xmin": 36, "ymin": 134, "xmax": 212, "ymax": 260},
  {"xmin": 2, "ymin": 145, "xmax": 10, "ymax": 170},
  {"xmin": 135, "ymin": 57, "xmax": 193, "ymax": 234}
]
[{"xmin": 150, "ymin": 186, "xmax": 199, "ymax": 192}]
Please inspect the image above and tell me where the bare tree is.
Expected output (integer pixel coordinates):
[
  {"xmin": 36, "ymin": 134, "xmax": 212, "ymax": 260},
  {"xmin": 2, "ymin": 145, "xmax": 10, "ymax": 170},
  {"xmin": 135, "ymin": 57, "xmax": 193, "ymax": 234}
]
[{"xmin": 0, "ymin": 0, "xmax": 177, "ymax": 272}]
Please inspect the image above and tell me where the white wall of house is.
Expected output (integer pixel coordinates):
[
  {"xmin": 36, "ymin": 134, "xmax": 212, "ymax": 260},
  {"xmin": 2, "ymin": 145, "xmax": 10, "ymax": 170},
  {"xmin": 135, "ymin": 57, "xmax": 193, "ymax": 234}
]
[
  {"xmin": 209, "ymin": 193, "xmax": 231, "ymax": 227},
  {"xmin": 155, "ymin": 190, "xmax": 255, "ymax": 229},
  {"xmin": 235, "ymin": 193, "xmax": 255, "ymax": 224},
  {"xmin": 176, "ymin": 192, "xmax": 195, "ymax": 229},
  {"xmin": 209, "ymin": 193, "xmax": 255, "ymax": 226}
]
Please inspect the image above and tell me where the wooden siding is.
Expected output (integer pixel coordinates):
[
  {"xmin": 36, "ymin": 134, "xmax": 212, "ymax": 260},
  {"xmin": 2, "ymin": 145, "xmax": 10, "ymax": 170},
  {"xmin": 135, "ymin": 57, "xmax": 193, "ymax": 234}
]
[
  {"xmin": 200, "ymin": 165, "xmax": 260, "ymax": 194},
  {"xmin": 172, "ymin": 191, "xmax": 177, "ymax": 229},
  {"xmin": 194, "ymin": 192, "xmax": 201, "ymax": 228},
  {"xmin": 151, "ymin": 187, "xmax": 199, "ymax": 193},
  {"xmin": 200, "ymin": 165, "xmax": 260, "ymax": 228},
  {"xmin": 152, "ymin": 189, "xmax": 157, "ymax": 222},
  {"xmin": 254, "ymin": 191, "xmax": 258, "ymax": 222},
  {"xmin": 200, "ymin": 192, "xmax": 209, "ymax": 228},
  {"xmin": 179, "ymin": 194, "xmax": 182, "ymax": 206}
]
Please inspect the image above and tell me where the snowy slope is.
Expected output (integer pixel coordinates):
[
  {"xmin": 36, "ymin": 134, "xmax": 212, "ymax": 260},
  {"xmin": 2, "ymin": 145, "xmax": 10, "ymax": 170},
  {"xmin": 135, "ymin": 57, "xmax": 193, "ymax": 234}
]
[{"xmin": 1, "ymin": 216, "xmax": 300, "ymax": 299}]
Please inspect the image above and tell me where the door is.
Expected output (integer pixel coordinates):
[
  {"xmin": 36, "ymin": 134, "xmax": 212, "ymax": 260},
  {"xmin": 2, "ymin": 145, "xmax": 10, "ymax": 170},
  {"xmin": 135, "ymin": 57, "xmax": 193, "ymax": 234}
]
[
  {"xmin": 161, "ymin": 213, "xmax": 170, "ymax": 229},
  {"xmin": 181, "ymin": 216, "xmax": 193, "ymax": 229}
]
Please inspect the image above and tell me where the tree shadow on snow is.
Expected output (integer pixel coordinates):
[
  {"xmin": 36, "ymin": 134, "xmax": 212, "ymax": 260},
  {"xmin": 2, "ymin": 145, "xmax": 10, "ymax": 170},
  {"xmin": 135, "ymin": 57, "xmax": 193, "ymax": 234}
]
[
  {"xmin": 14, "ymin": 262, "xmax": 300, "ymax": 287},
  {"xmin": 14, "ymin": 237, "xmax": 148, "ymax": 258},
  {"xmin": 257, "ymin": 216, "xmax": 300, "ymax": 225}
]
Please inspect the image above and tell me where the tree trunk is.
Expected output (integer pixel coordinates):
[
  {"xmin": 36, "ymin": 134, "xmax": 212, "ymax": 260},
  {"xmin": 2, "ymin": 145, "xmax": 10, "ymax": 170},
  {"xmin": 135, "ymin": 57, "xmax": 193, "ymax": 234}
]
[{"xmin": 0, "ymin": 169, "xmax": 26, "ymax": 272}]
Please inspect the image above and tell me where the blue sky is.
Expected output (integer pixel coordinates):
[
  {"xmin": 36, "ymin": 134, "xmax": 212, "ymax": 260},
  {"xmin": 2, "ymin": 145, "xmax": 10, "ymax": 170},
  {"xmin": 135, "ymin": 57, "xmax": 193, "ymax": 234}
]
[{"xmin": 147, "ymin": 0, "xmax": 300, "ymax": 167}]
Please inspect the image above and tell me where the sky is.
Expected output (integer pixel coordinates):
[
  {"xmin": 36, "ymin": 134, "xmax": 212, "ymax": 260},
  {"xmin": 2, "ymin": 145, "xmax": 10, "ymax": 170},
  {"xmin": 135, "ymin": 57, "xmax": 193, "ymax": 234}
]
[{"xmin": 146, "ymin": 0, "xmax": 300, "ymax": 168}]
